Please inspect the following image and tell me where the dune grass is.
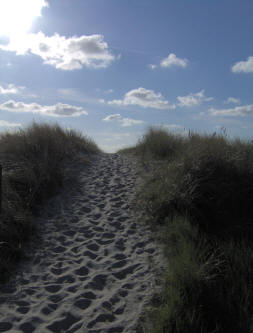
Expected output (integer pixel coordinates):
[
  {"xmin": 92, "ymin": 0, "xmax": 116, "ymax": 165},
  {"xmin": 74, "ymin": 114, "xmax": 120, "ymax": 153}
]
[
  {"xmin": 121, "ymin": 127, "xmax": 253, "ymax": 333},
  {"xmin": 0, "ymin": 122, "xmax": 99, "ymax": 283}
]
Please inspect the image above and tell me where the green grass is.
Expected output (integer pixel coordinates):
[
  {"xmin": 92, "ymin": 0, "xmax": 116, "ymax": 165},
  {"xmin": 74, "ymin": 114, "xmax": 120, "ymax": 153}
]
[
  {"xmin": 121, "ymin": 127, "xmax": 253, "ymax": 333},
  {"xmin": 0, "ymin": 122, "xmax": 100, "ymax": 283}
]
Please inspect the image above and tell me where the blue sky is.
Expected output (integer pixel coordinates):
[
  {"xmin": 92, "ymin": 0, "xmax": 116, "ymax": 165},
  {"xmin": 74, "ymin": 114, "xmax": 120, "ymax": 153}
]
[{"xmin": 0, "ymin": 0, "xmax": 253, "ymax": 152}]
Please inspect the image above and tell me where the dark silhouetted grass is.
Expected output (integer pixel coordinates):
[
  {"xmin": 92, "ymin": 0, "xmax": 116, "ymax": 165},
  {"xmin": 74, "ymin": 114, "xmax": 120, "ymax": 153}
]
[
  {"xmin": 0, "ymin": 122, "xmax": 99, "ymax": 283},
  {"xmin": 119, "ymin": 127, "xmax": 186, "ymax": 161},
  {"xmin": 121, "ymin": 128, "xmax": 253, "ymax": 333}
]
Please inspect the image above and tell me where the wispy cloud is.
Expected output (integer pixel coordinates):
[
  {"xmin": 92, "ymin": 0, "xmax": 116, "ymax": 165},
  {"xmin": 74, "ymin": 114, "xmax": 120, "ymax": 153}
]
[
  {"xmin": 148, "ymin": 64, "xmax": 157, "ymax": 70},
  {"xmin": 231, "ymin": 56, "xmax": 253, "ymax": 73},
  {"xmin": 95, "ymin": 132, "xmax": 134, "ymax": 153},
  {"xmin": 96, "ymin": 88, "xmax": 114, "ymax": 94},
  {"xmin": 105, "ymin": 89, "xmax": 114, "ymax": 94},
  {"xmin": 161, "ymin": 123, "xmax": 188, "ymax": 135},
  {"xmin": 0, "ymin": 120, "xmax": 21, "ymax": 127},
  {"xmin": 0, "ymin": 83, "xmax": 25, "ymax": 95},
  {"xmin": 210, "ymin": 105, "xmax": 253, "ymax": 117},
  {"xmin": 177, "ymin": 90, "xmax": 213, "ymax": 107},
  {"xmin": 108, "ymin": 87, "xmax": 175, "ymax": 110},
  {"xmin": 224, "ymin": 97, "xmax": 241, "ymax": 104},
  {"xmin": 103, "ymin": 113, "xmax": 144, "ymax": 127},
  {"xmin": 0, "ymin": 32, "xmax": 116, "ymax": 70},
  {"xmin": 120, "ymin": 118, "xmax": 144, "ymax": 127},
  {"xmin": 103, "ymin": 114, "xmax": 121, "ymax": 121},
  {"xmin": 0, "ymin": 100, "xmax": 88, "ymax": 117},
  {"xmin": 163, "ymin": 124, "xmax": 184, "ymax": 131},
  {"xmin": 57, "ymin": 88, "xmax": 107, "ymax": 105}
]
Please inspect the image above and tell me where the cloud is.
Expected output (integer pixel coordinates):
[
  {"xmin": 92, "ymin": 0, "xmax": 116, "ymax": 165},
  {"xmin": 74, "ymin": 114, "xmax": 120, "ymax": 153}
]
[
  {"xmin": 161, "ymin": 124, "xmax": 188, "ymax": 135},
  {"xmin": 0, "ymin": 83, "xmax": 25, "ymax": 95},
  {"xmin": 0, "ymin": 120, "xmax": 21, "ymax": 127},
  {"xmin": 102, "ymin": 114, "xmax": 144, "ymax": 127},
  {"xmin": 163, "ymin": 124, "xmax": 184, "ymax": 131},
  {"xmin": 57, "ymin": 88, "xmax": 100, "ymax": 105},
  {"xmin": 0, "ymin": 100, "xmax": 88, "ymax": 117},
  {"xmin": 160, "ymin": 53, "xmax": 188, "ymax": 68},
  {"xmin": 103, "ymin": 114, "xmax": 121, "ymax": 121},
  {"xmin": 105, "ymin": 89, "xmax": 114, "ymax": 94},
  {"xmin": 148, "ymin": 64, "xmax": 157, "ymax": 70},
  {"xmin": 0, "ymin": 84, "xmax": 36, "ymax": 98},
  {"xmin": 0, "ymin": 32, "xmax": 116, "ymax": 70},
  {"xmin": 108, "ymin": 87, "xmax": 175, "ymax": 110},
  {"xmin": 96, "ymin": 88, "xmax": 114, "ymax": 94},
  {"xmin": 209, "ymin": 105, "xmax": 253, "ymax": 117},
  {"xmin": 120, "ymin": 118, "xmax": 144, "ymax": 127},
  {"xmin": 224, "ymin": 97, "xmax": 241, "ymax": 104},
  {"xmin": 231, "ymin": 56, "xmax": 253, "ymax": 73},
  {"xmin": 177, "ymin": 90, "xmax": 213, "ymax": 107}
]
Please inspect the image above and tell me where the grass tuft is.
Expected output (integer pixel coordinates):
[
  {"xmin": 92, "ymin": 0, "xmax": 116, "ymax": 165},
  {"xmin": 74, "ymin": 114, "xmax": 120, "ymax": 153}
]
[
  {"xmin": 122, "ymin": 127, "xmax": 253, "ymax": 333},
  {"xmin": 0, "ymin": 122, "xmax": 99, "ymax": 282}
]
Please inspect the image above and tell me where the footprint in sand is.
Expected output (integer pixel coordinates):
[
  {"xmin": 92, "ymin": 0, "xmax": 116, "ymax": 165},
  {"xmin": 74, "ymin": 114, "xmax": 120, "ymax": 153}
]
[{"xmin": 0, "ymin": 153, "xmax": 166, "ymax": 332}]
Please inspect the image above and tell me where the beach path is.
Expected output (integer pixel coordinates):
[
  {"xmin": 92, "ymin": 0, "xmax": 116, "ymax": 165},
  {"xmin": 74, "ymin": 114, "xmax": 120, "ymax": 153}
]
[{"xmin": 0, "ymin": 153, "xmax": 164, "ymax": 333}]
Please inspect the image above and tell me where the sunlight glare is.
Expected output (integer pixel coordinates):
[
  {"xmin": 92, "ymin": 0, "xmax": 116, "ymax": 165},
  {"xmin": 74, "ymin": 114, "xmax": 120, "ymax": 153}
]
[{"xmin": 0, "ymin": 0, "xmax": 48, "ymax": 37}]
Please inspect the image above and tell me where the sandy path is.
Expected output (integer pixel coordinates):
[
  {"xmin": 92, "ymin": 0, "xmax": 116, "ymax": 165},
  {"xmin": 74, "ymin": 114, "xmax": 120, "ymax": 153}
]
[{"xmin": 0, "ymin": 153, "xmax": 164, "ymax": 333}]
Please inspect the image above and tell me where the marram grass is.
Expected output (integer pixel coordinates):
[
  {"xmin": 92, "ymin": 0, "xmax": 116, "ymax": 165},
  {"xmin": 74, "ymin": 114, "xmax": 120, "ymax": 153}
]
[
  {"xmin": 0, "ymin": 122, "xmax": 99, "ymax": 283},
  {"xmin": 121, "ymin": 127, "xmax": 253, "ymax": 333}
]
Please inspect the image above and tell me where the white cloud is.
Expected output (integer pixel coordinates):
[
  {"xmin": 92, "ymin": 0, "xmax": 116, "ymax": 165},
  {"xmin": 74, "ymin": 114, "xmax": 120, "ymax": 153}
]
[
  {"xmin": 108, "ymin": 87, "xmax": 175, "ymax": 110},
  {"xmin": 160, "ymin": 53, "xmax": 188, "ymax": 68},
  {"xmin": 0, "ymin": 32, "xmax": 116, "ymax": 70},
  {"xmin": 103, "ymin": 114, "xmax": 121, "ymax": 121},
  {"xmin": 210, "ymin": 105, "xmax": 253, "ymax": 117},
  {"xmin": 231, "ymin": 56, "xmax": 253, "ymax": 73},
  {"xmin": 224, "ymin": 97, "xmax": 241, "ymax": 104},
  {"xmin": 0, "ymin": 120, "xmax": 21, "ymax": 127},
  {"xmin": 148, "ymin": 64, "xmax": 157, "ymax": 70},
  {"xmin": 0, "ymin": 83, "xmax": 25, "ymax": 95},
  {"xmin": 120, "ymin": 118, "xmax": 144, "ymax": 127},
  {"xmin": 102, "ymin": 114, "xmax": 144, "ymax": 127},
  {"xmin": 177, "ymin": 90, "xmax": 213, "ymax": 107},
  {"xmin": 0, "ymin": 100, "xmax": 88, "ymax": 117}
]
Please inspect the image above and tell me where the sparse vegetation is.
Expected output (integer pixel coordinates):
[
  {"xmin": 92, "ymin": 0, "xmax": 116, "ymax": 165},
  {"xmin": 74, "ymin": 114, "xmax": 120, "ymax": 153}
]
[
  {"xmin": 0, "ymin": 122, "xmax": 99, "ymax": 283},
  {"xmin": 121, "ymin": 127, "xmax": 253, "ymax": 333}
]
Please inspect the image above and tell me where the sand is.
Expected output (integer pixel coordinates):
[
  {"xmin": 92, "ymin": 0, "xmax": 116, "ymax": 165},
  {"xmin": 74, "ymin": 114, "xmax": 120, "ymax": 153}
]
[{"xmin": 0, "ymin": 153, "xmax": 165, "ymax": 333}]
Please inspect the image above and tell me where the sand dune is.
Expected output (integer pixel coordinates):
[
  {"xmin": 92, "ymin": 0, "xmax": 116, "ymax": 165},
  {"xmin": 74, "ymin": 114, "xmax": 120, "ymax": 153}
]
[{"xmin": 0, "ymin": 153, "xmax": 165, "ymax": 333}]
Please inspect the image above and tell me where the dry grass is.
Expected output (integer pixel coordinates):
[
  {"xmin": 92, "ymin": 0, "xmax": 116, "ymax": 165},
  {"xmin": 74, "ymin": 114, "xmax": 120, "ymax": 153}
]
[
  {"xmin": 121, "ymin": 127, "xmax": 253, "ymax": 333},
  {"xmin": 0, "ymin": 122, "xmax": 100, "ymax": 283}
]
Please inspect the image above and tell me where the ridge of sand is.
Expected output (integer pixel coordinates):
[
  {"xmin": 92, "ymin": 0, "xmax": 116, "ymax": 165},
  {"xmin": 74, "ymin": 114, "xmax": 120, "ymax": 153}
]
[{"xmin": 0, "ymin": 153, "xmax": 165, "ymax": 333}]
